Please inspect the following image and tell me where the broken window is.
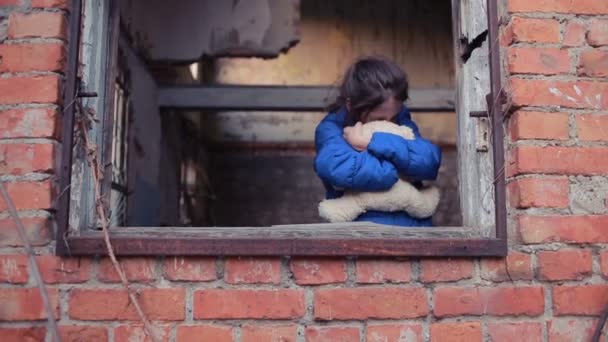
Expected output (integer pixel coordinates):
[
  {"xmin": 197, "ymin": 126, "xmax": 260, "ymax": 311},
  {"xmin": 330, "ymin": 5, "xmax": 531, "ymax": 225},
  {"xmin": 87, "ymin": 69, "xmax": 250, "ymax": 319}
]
[{"xmin": 57, "ymin": 0, "xmax": 506, "ymax": 256}]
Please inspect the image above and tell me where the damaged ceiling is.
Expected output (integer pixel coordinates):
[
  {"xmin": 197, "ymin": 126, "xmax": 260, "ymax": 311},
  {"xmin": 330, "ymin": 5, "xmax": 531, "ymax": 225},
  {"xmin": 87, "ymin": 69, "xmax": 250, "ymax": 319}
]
[{"xmin": 119, "ymin": 0, "xmax": 301, "ymax": 62}]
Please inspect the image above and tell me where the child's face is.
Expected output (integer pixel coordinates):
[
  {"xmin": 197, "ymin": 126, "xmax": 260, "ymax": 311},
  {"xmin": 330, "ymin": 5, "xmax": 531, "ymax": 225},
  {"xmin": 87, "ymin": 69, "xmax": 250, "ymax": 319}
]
[{"xmin": 360, "ymin": 97, "xmax": 402, "ymax": 123}]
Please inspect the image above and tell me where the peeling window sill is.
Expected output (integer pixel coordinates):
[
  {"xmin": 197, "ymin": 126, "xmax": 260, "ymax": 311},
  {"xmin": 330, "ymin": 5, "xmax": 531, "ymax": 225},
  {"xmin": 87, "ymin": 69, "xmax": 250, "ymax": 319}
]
[{"xmin": 61, "ymin": 223, "xmax": 507, "ymax": 257}]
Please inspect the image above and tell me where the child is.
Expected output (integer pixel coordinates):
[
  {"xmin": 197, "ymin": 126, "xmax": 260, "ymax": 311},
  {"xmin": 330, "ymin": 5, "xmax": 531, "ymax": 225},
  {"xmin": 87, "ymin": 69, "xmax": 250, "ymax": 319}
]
[{"xmin": 314, "ymin": 56, "xmax": 442, "ymax": 227}]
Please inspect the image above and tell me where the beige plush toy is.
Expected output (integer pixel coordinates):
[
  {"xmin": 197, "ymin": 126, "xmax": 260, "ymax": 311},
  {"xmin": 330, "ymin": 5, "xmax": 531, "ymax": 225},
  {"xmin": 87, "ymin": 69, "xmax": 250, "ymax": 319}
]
[{"xmin": 318, "ymin": 120, "xmax": 440, "ymax": 223}]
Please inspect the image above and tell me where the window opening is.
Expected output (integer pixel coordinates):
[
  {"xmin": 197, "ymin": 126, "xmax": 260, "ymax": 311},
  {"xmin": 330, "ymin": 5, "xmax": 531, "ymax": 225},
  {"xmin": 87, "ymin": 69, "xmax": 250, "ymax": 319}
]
[{"xmin": 57, "ymin": 0, "xmax": 506, "ymax": 256}]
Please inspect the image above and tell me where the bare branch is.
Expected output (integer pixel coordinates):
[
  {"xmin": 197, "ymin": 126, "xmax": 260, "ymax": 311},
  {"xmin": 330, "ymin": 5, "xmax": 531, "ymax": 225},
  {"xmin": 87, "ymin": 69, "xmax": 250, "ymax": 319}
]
[{"xmin": 0, "ymin": 181, "xmax": 61, "ymax": 342}]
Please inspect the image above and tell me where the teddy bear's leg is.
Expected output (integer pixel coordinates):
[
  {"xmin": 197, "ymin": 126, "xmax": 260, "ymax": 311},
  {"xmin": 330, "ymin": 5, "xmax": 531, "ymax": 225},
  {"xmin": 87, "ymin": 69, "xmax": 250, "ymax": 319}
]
[
  {"xmin": 357, "ymin": 181, "xmax": 440, "ymax": 219},
  {"xmin": 358, "ymin": 180, "xmax": 418, "ymax": 212},
  {"xmin": 318, "ymin": 195, "xmax": 366, "ymax": 223},
  {"xmin": 402, "ymin": 185, "xmax": 441, "ymax": 219}
]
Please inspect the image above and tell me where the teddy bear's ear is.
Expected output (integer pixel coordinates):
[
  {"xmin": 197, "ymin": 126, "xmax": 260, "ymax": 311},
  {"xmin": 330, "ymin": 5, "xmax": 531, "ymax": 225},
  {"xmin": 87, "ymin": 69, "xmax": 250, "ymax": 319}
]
[{"xmin": 400, "ymin": 126, "xmax": 415, "ymax": 140}]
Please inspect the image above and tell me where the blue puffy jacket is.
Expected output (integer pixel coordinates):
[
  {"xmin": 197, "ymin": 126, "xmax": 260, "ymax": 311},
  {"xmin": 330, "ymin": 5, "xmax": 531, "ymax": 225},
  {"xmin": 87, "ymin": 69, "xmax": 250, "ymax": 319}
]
[{"xmin": 314, "ymin": 105, "xmax": 442, "ymax": 227}]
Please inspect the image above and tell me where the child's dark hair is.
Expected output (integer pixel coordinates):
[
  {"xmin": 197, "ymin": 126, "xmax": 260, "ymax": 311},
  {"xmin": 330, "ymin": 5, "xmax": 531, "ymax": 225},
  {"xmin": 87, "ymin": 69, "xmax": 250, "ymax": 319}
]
[{"xmin": 329, "ymin": 56, "xmax": 409, "ymax": 123}]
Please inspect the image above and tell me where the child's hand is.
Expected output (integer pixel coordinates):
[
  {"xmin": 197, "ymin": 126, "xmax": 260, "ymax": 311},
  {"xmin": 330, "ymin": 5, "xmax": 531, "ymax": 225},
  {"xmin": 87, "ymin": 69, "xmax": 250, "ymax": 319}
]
[{"xmin": 343, "ymin": 122, "xmax": 372, "ymax": 151}]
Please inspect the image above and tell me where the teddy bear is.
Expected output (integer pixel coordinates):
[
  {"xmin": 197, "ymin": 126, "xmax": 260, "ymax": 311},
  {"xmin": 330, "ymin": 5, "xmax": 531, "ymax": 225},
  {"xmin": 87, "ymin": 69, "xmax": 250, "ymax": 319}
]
[{"xmin": 318, "ymin": 120, "xmax": 440, "ymax": 223}]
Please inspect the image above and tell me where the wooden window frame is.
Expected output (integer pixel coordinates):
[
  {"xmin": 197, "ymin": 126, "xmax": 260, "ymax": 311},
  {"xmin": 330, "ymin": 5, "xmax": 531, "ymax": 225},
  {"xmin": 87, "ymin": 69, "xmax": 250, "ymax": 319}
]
[{"xmin": 56, "ymin": 0, "xmax": 507, "ymax": 257}]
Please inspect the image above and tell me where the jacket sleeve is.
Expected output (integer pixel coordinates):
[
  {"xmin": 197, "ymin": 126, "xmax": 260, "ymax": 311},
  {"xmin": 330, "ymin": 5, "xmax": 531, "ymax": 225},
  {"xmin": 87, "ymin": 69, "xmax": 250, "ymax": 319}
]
[
  {"xmin": 314, "ymin": 113, "xmax": 399, "ymax": 191},
  {"xmin": 366, "ymin": 116, "xmax": 442, "ymax": 181}
]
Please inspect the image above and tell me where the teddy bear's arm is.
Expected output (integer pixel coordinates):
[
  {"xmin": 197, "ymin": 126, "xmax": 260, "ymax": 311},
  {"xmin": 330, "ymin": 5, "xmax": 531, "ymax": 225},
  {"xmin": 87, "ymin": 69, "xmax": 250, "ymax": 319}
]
[{"xmin": 361, "ymin": 121, "xmax": 414, "ymax": 140}]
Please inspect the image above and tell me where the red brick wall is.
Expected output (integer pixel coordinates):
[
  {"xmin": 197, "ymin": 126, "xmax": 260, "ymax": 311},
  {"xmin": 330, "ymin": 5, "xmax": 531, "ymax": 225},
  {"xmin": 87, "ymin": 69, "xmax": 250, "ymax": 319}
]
[{"xmin": 1, "ymin": 0, "xmax": 608, "ymax": 341}]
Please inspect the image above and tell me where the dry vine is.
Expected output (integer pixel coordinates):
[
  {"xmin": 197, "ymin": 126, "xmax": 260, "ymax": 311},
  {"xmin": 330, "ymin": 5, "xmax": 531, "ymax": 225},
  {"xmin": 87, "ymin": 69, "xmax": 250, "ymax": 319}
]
[
  {"xmin": 0, "ymin": 181, "xmax": 61, "ymax": 342},
  {"xmin": 593, "ymin": 306, "xmax": 608, "ymax": 342},
  {"xmin": 76, "ymin": 101, "xmax": 159, "ymax": 342}
]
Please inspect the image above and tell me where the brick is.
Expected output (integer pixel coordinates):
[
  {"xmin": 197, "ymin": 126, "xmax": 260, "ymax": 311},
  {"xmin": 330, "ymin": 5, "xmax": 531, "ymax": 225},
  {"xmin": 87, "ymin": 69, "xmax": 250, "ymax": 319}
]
[
  {"xmin": 241, "ymin": 324, "xmax": 298, "ymax": 342},
  {"xmin": 508, "ymin": 47, "xmax": 570, "ymax": 75},
  {"xmin": 419, "ymin": 258, "xmax": 473, "ymax": 282},
  {"xmin": 553, "ymin": 285, "xmax": 608, "ymax": 315},
  {"xmin": 0, "ymin": 143, "xmax": 55, "ymax": 175},
  {"xmin": 314, "ymin": 287, "xmax": 428, "ymax": 320},
  {"xmin": 510, "ymin": 78, "xmax": 608, "ymax": 110},
  {"xmin": 162, "ymin": 256, "xmax": 216, "ymax": 281},
  {"xmin": 367, "ymin": 324, "xmax": 423, "ymax": 342},
  {"xmin": 508, "ymin": 177, "xmax": 569, "ymax": 209},
  {"xmin": 508, "ymin": 147, "xmax": 608, "ymax": 177},
  {"xmin": 0, "ymin": 180, "xmax": 53, "ymax": 211},
  {"xmin": 564, "ymin": 20, "xmax": 587, "ymax": 47},
  {"xmin": 224, "ymin": 257, "xmax": 281, "ymax": 284},
  {"xmin": 579, "ymin": 50, "xmax": 608, "ymax": 78},
  {"xmin": 487, "ymin": 322, "xmax": 543, "ymax": 342},
  {"xmin": 480, "ymin": 251, "xmax": 534, "ymax": 281},
  {"xmin": 176, "ymin": 325, "xmax": 233, "ymax": 342},
  {"xmin": 1, "ymin": 327, "xmax": 46, "ymax": 342},
  {"xmin": 305, "ymin": 326, "xmax": 360, "ymax": 342},
  {"xmin": 37, "ymin": 255, "xmax": 91, "ymax": 283},
  {"xmin": 601, "ymin": 252, "xmax": 608, "ymax": 278},
  {"xmin": 588, "ymin": 19, "xmax": 608, "ymax": 46},
  {"xmin": 548, "ymin": 318, "xmax": 599, "ymax": 342},
  {"xmin": 355, "ymin": 259, "xmax": 411, "ymax": 283},
  {"xmin": 510, "ymin": 17, "xmax": 560, "ymax": 43},
  {"xmin": 114, "ymin": 324, "xmax": 172, "ymax": 342},
  {"xmin": 430, "ymin": 322, "xmax": 482, "ymax": 342},
  {"xmin": 0, "ymin": 0, "xmax": 20, "ymax": 6},
  {"xmin": 538, "ymin": 250, "xmax": 592, "ymax": 281},
  {"xmin": 518, "ymin": 215, "xmax": 608, "ymax": 244},
  {"xmin": 194, "ymin": 289, "xmax": 305, "ymax": 319},
  {"xmin": 68, "ymin": 288, "xmax": 185, "ymax": 321},
  {"xmin": 0, "ymin": 287, "xmax": 59, "ymax": 320},
  {"xmin": 8, "ymin": 12, "xmax": 66, "ymax": 39},
  {"xmin": 0, "ymin": 75, "xmax": 61, "ymax": 105},
  {"xmin": 434, "ymin": 286, "xmax": 544, "ymax": 317},
  {"xmin": 0, "ymin": 43, "xmax": 65, "ymax": 72},
  {"xmin": 0, "ymin": 216, "xmax": 50, "ymax": 247},
  {"xmin": 508, "ymin": 0, "xmax": 608, "ymax": 14},
  {"xmin": 290, "ymin": 258, "xmax": 346, "ymax": 285},
  {"xmin": 59, "ymin": 325, "xmax": 108, "ymax": 342},
  {"xmin": 0, "ymin": 254, "xmax": 28, "ymax": 283},
  {"xmin": 98, "ymin": 257, "xmax": 156, "ymax": 283},
  {"xmin": 0, "ymin": 108, "xmax": 59, "ymax": 139},
  {"xmin": 577, "ymin": 114, "xmax": 608, "ymax": 141},
  {"xmin": 509, "ymin": 111, "xmax": 569, "ymax": 141},
  {"xmin": 500, "ymin": 23, "xmax": 514, "ymax": 47},
  {"xmin": 31, "ymin": 0, "xmax": 70, "ymax": 8}
]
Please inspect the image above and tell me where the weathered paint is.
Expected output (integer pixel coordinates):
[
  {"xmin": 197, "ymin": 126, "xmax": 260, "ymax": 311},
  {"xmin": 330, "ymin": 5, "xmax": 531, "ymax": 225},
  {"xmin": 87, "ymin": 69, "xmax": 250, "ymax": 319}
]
[{"xmin": 69, "ymin": 0, "xmax": 112, "ymax": 231}]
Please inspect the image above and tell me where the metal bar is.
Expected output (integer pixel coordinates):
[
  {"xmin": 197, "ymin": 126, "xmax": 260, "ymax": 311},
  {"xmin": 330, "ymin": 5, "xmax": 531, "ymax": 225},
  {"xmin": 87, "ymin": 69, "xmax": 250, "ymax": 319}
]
[
  {"xmin": 56, "ymin": 0, "xmax": 83, "ymax": 256},
  {"xmin": 77, "ymin": 92, "xmax": 98, "ymax": 98},
  {"xmin": 487, "ymin": 0, "xmax": 507, "ymax": 242},
  {"xmin": 469, "ymin": 110, "xmax": 487, "ymax": 118},
  {"xmin": 158, "ymin": 86, "xmax": 456, "ymax": 112}
]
